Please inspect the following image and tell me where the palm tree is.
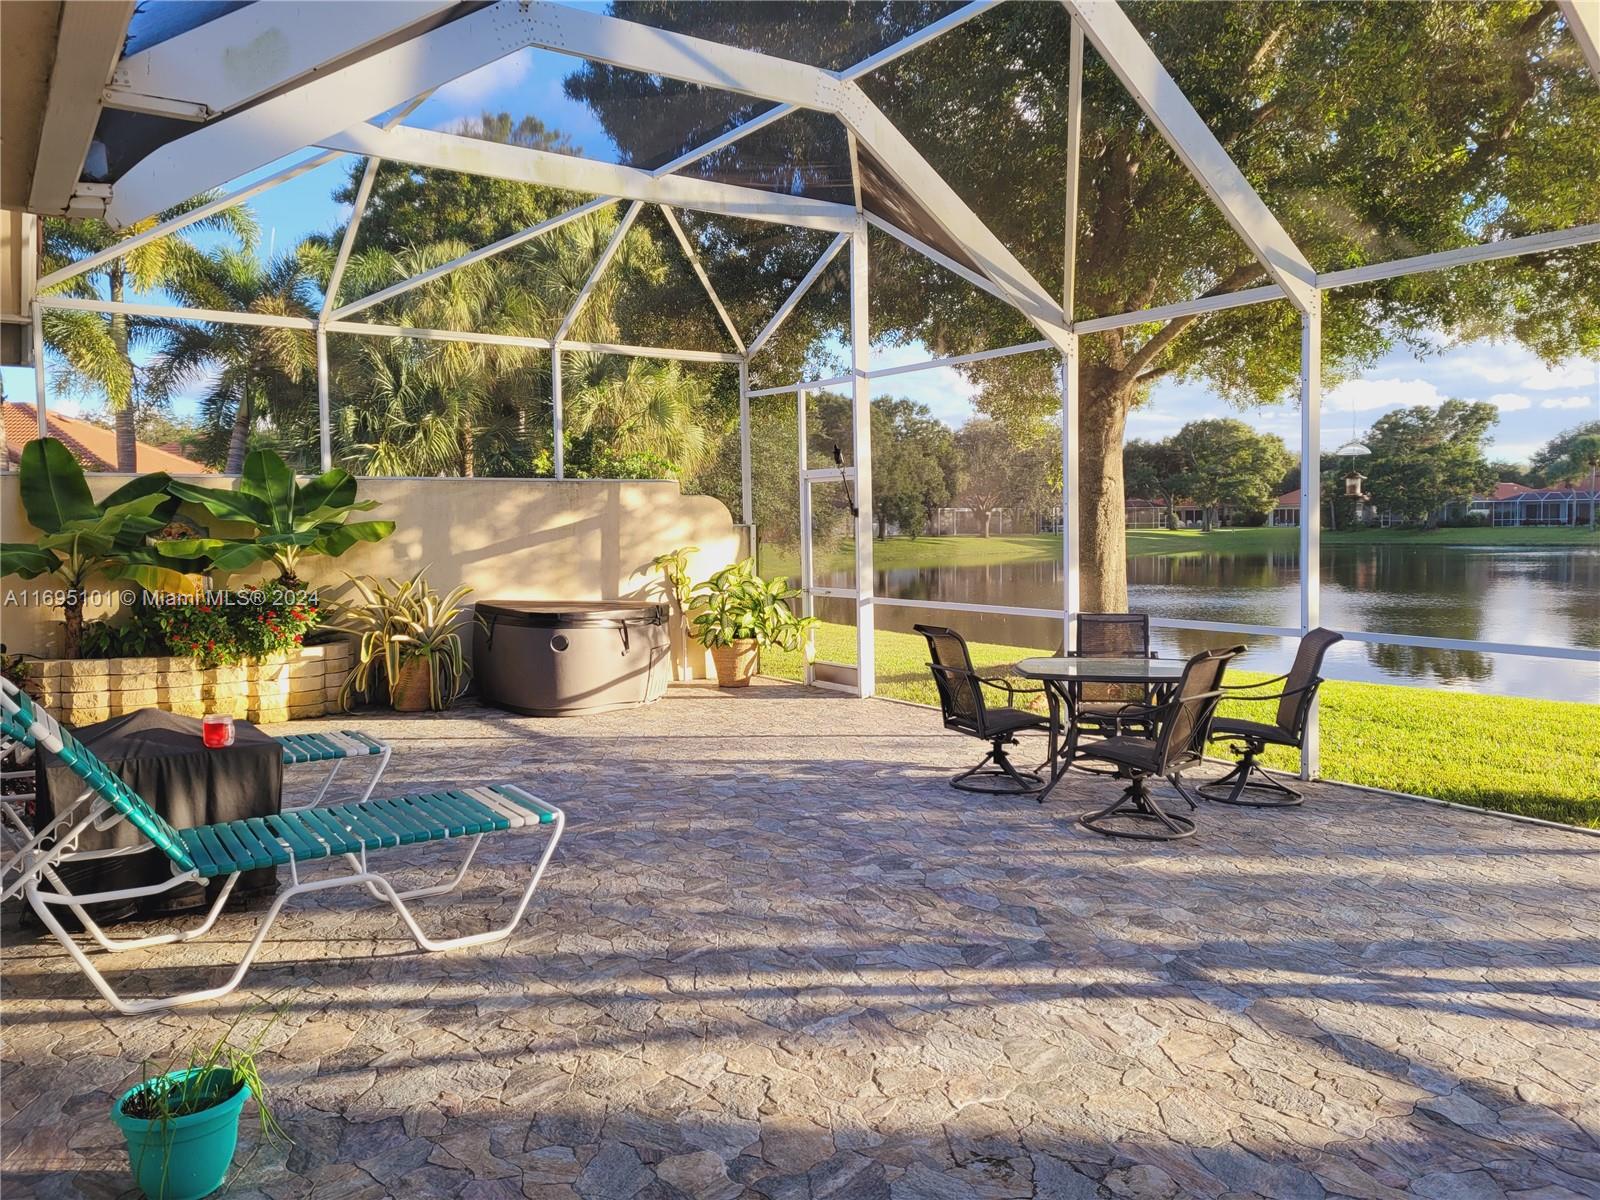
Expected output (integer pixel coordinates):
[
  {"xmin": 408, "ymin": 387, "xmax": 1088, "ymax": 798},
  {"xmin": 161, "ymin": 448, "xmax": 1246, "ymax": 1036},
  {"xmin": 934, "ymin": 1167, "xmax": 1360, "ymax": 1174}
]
[
  {"xmin": 562, "ymin": 353, "xmax": 710, "ymax": 478},
  {"xmin": 40, "ymin": 199, "xmax": 257, "ymax": 470},
  {"xmin": 327, "ymin": 204, "xmax": 714, "ymax": 479},
  {"xmin": 148, "ymin": 244, "xmax": 321, "ymax": 471}
]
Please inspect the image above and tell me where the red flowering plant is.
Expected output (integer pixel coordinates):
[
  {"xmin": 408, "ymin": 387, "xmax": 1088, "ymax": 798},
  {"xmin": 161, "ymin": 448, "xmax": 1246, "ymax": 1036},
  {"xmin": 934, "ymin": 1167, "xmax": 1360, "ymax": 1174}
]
[{"xmin": 149, "ymin": 584, "xmax": 321, "ymax": 668}]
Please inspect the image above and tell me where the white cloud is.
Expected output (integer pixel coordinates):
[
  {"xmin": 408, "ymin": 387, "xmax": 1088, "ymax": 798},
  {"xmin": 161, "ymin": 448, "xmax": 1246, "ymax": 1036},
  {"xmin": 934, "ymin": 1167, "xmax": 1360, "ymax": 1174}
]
[
  {"xmin": 870, "ymin": 351, "xmax": 981, "ymax": 427},
  {"xmin": 1540, "ymin": 395, "xmax": 1597, "ymax": 411},
  {"xmin": 1484, "ymin": 392, "xmax": 1532, "ymax": 412},
  {"xmin": 430, "ymin": 52, "xmax": 534, "ymax": 111},
  {"xmin": 1487, "ymin": 439, "xmax": 1543, "ymax": 464},
  {"xmin": 1437, "ymin": 344, "xmax": 1598, "ymax": 391},
  {"xmin": 1324, "ymin": 377, "xmax": 1447, "ymax": 413}
]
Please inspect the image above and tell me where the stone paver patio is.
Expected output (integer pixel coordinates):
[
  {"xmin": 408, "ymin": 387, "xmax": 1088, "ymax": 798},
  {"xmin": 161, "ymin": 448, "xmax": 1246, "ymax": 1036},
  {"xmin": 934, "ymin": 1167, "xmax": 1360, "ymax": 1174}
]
[{"xmin": 2, "ymin": 681, "xmax": 1597, "ymax": 1199}]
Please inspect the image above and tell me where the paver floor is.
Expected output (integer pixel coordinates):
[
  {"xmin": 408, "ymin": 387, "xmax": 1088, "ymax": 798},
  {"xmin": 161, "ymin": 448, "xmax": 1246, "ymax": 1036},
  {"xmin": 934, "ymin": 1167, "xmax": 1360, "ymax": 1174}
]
[{"xmin": 3, "ymin": 682, "xmax": 1597, "ymax": 1199}]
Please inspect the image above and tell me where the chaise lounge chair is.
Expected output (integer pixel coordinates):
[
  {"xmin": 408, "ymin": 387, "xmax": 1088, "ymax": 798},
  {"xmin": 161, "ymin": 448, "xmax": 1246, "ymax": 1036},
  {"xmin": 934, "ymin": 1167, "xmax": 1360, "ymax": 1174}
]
[
  {"xmin": 277, "ymin": 729, "xmax": 391, "ymax": 807},
  {"xmin": 0, "ymin": 677, "xmax": 563, "ymax": 1015}
]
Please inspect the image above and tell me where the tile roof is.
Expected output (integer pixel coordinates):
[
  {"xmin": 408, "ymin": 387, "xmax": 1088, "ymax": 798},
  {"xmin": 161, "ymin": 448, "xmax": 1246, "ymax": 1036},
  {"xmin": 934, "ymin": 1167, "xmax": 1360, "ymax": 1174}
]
[{"xmin": 3, "ymin": 404, "xmax": 212, "ymax": 474}]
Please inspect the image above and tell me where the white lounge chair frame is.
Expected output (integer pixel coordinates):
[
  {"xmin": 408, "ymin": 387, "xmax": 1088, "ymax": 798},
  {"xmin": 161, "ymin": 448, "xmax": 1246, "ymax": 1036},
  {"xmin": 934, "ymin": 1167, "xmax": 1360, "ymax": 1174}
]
[{"xmin": 0, "ymin": 678, "xmax": 563, "ymax": 1015}]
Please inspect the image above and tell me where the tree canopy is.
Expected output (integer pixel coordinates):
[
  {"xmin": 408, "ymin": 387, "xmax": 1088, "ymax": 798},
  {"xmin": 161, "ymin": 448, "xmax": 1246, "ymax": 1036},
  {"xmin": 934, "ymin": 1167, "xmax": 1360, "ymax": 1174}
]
[
  {"xmin": 570, "ymin": 0, "xmax": 1600, "ymax": 606},
  {"xmin": 1363, "ymin": 401, "xmax": 1499, "ymax": 525}
]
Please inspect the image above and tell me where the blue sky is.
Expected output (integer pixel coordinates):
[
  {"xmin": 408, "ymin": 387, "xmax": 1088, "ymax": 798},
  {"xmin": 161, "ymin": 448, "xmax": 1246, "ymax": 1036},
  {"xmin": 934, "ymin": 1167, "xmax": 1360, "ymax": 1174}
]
[{"xmin": 6, "ymin": 47, "xmax": 1595, "ymax": 466}]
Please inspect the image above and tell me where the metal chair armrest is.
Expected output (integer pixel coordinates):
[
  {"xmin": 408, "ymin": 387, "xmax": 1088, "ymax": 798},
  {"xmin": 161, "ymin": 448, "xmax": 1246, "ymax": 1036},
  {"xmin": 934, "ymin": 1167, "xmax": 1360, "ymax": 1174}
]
[
  {"xmin": 977, "ymin": 674, "xmax": 1046, "ymax": 699},
  {"xmin": 1218, "ymin": 679, "xmax": 1322, "ymax": 703},
  {"xmin": 1221, "ymin": 672, "xmax": 1290, "ymax": 691}
]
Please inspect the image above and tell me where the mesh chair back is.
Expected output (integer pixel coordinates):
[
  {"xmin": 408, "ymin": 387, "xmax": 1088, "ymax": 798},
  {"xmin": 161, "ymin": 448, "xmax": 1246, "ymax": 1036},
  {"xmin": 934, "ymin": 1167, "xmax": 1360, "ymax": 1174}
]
[
  {"xmin": 0, "ymin": 678, "xmax": 196, "ymax": 872},
  {"xmin": 1277, "ymin": 627, "xmax": 1344, "ymax": 734},
  {"xmin": 1153, "ymin": 646, "xmax": 1243, "ymax": 773},
  {"xmin": 915, "ymin": 624, "xmax": 986, "ymax": 733},
  {"xmin": 1076, "ymin": 612, "xmax": 1151, "ymax": 703}
]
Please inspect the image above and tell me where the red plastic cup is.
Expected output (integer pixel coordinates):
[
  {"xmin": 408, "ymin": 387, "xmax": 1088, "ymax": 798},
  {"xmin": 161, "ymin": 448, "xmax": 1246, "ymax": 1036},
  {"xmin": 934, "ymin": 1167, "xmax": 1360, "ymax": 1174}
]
[{"xmin": 201, "ymin": 714, "xmax": 235, "ymax": 749}]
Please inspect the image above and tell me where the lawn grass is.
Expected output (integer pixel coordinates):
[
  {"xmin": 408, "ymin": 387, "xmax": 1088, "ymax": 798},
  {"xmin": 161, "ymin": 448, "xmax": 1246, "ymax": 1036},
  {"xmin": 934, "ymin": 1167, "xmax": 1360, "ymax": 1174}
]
[
  {"xmin": 760, "ymin": 523, "xmax": 1598, "ymax": 579},
  {"xmin": 761, "ymin": 622, "xmax": 1600, "ymax": 829}
]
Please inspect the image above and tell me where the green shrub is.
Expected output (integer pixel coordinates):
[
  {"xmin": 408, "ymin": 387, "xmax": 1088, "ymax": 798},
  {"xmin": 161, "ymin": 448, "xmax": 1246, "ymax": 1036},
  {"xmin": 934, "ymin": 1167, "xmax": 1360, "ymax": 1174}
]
[{"xmin": 86, "ymin": 585, "xmax": 323, "ymax": 667}]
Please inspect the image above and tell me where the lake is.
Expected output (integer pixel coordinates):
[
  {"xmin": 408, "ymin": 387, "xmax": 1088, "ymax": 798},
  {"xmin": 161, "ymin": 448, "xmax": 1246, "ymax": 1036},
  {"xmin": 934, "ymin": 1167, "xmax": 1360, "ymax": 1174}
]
[{"xmin": 813, "ymin": 542, "xmax": 1600, "ymax": 702}]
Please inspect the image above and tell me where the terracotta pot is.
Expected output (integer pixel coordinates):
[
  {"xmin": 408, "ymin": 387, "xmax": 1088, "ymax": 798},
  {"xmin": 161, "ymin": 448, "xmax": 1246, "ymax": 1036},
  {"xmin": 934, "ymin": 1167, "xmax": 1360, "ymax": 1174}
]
[
  {"xmin": 391, "ymin": 658, "xmax": 434, "ymax": 711},
  {"xmin": 709, "ymin": 639, "xmax": 758, "ymax": 687}
]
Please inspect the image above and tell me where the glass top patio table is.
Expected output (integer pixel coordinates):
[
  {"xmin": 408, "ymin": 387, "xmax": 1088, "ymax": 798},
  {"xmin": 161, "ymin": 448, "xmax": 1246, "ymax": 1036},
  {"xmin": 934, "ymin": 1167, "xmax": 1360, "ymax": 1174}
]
[{"xmin": 1015, "ymin": 657, "xmax": 1187, "ymax": 684}]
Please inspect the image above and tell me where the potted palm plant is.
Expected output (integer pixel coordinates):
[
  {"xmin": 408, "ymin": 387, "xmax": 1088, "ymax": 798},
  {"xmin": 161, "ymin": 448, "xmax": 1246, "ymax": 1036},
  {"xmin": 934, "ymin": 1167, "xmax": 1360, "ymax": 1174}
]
[
  {"xmin": 330, "ymin": 570, "xmax": 473, "ymax": 711},
  {"xmin": 690, "ymin": 559, "xmax": 817, "ymax": 687}
]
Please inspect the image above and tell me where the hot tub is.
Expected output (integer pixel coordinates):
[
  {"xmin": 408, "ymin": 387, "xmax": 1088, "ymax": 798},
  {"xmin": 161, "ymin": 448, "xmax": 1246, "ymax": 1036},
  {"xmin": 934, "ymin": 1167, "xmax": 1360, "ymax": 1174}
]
[{"xmin": 472, "ymin": 600, "xmax": 671, "ymax": 717}]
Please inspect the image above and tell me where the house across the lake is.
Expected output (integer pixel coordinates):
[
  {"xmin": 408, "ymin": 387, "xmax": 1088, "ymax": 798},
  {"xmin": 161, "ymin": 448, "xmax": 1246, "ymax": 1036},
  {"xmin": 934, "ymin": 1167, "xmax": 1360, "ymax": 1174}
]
[{"xmin": 1454, "ymin": 473, "xmax": 1599, "ymax": 527}]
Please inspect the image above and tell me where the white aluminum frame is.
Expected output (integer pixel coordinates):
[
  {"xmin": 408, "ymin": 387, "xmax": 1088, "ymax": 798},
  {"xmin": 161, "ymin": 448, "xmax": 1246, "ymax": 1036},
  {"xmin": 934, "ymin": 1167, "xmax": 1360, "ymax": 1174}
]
[
  {"xmin": 0, "ymin": 679, "xmax": 563, "ymax": 1014},
  {"xmin": 29, "ymin": 0, "xmax": 139, "ymax": 215},
  {"xmin": 21, "ymin": 0, "xmax": 1597, "ymax": 784},
  {"xmin": 106, "ymin": 2, "xmax": 457, "ymax": 122}
]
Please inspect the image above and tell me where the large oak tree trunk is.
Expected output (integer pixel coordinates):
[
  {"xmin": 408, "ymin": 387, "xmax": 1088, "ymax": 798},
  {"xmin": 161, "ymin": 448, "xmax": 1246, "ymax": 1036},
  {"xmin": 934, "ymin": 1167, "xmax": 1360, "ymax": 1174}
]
[
  {"xmin": 1076, "ymin": 364, "xmax": 1133, "ymax": 614},
  {"xmin": 110, "ymin": 265, "xmax": 137, "ymax": 473}
]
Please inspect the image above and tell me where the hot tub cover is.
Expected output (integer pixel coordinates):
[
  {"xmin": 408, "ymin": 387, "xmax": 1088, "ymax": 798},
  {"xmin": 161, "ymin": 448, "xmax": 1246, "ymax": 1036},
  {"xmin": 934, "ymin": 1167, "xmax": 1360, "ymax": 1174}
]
[{"xmin": 475, "ymin": 600, "xmax": 668, "ymax": 627}]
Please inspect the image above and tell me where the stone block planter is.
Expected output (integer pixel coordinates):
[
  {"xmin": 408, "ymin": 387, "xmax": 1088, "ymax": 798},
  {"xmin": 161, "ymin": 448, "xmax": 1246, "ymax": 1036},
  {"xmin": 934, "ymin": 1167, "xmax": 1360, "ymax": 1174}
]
[{"xmin": 23, "ymin": 641, "xmax": 354, "ymax": 726}]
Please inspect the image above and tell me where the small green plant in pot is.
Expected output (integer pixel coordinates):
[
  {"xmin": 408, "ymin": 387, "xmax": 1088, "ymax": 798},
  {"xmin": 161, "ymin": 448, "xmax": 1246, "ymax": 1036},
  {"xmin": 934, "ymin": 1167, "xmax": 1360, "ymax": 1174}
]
[
  {"xmin": 111, "ymin": 1006, "xmax": 287, "ymax": 1200},
  {"xmin": 329, "ymin": 570, "xmax": 473, "ymax": 711},
  {"xmin": 690, "ymin": 558, "xmax": 817, "ymax": 687}
]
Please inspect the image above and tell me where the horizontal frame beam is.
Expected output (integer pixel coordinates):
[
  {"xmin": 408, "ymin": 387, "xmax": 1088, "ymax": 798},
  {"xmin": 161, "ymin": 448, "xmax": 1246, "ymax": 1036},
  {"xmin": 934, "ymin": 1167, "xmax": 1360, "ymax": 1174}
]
[
  {"xmin": 829, "ymin": 596, "xmax": 1595, "ymax": 665},
  {"xmin": 1075, "ymin": 284, "xmax": 1288, "ymax": 334},
  {"xmin": 1318, "ymin": 223, "xmax": 1600, "ymax": 290},
  {"xmin": 868, "ymin": 341, "xmax": 1054, "ymax": 380},
  {"xmin": 320, "ymin": 124, "xmax": 858, "ymax": 231},
  {"xmin": 35, "ymin": 295, "xmax": 314, "ymax": 330},
  {"xmin": 557, "ymin": 341, "xmax": 744, "ymax": 364},
  {"xmin": 326, "ymin": 321, "xmax": 552, "ymax": 349},
  {"xmin": 1332, "ymin": 630, "xmax": 1599, "ymax": 664},
  {"xmin": 747, "ymin": 374, "xmax": 854, "ymax": 398},
  {"xmin": 107, "ymin": 2, "xmax": 456, "ymax": 121}
]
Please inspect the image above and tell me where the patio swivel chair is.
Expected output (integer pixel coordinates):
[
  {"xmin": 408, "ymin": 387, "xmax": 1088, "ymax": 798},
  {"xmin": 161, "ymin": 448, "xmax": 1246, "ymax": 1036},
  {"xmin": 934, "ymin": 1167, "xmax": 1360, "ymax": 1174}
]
[
  {"xmin": 1062, "ymin": 612, "xmax": 1159, "ymax": 768},
  {"xmin": 1199, "ymin": 627, "xmax": 1344, "ymax": 808},
  {"xmin": 1077, "ymin": 645, "xmax": 1243, "ymax": 841},
  {"xmin": 915, "ymin": 625, "xmax": 1057, "ymax": 795}
]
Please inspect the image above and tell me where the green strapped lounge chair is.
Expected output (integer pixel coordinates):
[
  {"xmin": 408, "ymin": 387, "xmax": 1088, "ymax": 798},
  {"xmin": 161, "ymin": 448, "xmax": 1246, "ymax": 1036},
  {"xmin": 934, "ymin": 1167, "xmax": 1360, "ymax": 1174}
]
[
  {"xmin": 276, "ymin": 729, "xmax": 392, "ymax": 807},
  {"xmin": 0, "ymin": 677, "xmax": 563, "ymax": 1015}
]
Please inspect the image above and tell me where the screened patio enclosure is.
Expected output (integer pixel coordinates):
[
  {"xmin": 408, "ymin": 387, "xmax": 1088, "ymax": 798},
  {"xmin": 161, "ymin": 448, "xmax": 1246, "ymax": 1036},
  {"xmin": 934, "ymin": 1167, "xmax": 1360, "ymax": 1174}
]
[{"xmin": 15, "ymin": 0, "xmax": 1600, "ymax": 778}]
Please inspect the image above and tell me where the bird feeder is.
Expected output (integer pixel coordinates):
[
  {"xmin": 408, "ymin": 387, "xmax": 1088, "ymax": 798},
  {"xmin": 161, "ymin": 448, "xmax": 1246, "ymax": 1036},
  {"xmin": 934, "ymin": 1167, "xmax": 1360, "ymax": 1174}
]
[{"xmin": 1344, "ymin": 470, "xmax": 1367, "ymax": 499}]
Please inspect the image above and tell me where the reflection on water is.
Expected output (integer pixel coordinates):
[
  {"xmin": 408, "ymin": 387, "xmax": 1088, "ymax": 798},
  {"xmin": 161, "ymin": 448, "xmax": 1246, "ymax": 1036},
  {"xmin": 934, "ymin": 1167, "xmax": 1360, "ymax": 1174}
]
[{"xmin": 816, "ymin": 544, "xmax": 1600, "ymax": 702}]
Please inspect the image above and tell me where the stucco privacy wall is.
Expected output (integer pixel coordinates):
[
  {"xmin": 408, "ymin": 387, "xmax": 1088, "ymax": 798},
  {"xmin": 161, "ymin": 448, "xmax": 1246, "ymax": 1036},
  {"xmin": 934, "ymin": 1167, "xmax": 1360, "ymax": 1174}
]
[{"xmin": 1, "ymin": 474, "xmax": 744, "ymax": 677}]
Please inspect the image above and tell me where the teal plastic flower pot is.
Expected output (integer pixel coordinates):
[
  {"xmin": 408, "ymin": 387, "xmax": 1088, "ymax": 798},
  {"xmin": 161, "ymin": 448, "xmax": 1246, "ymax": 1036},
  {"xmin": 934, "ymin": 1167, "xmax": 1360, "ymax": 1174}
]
[{"xmin": 111, "ymin": 1068, "xmax": 250, "ymax": 1200}]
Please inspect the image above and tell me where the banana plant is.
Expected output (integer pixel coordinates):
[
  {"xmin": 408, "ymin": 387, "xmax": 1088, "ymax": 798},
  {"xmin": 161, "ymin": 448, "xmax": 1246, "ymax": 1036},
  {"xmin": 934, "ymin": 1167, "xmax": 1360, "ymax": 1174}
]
[
  {"xmin": 0, "ymin": 438, "xmax": 200, "ymax": 658},
  {"xmin": 160, "ymin": 449, "xmax": 394, "ymax": 587}
]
